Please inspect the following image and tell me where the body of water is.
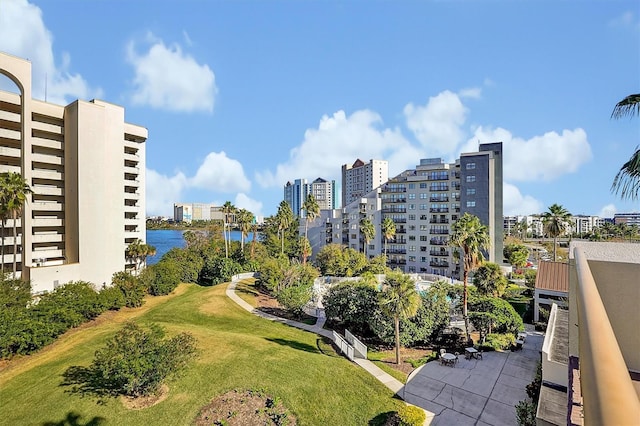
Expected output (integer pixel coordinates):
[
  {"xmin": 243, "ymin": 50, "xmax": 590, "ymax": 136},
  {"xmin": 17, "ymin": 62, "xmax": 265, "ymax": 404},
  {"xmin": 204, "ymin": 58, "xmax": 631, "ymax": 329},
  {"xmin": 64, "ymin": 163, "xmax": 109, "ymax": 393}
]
[{"xmin": 146, "ymin": 229, "xmax": 253, "ymax": 265}]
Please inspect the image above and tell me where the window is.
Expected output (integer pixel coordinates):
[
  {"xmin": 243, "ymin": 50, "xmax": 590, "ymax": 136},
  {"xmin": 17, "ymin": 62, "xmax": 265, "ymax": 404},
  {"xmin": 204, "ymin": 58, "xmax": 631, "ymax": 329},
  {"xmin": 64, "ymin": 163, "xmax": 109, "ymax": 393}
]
[
  {"xmin": 409, "ymin": 235, "xmax": 416, "ymax": 241},
  {"xmin": 408, "ymin": 183, "xmax": 415, "ymax": 189},
  {"xmin": 466, "ymin": 162, "xmax": 476, "ymax": 170},
  {"xmin": 408, "ymin": 246, "xmax": 416, "ymax": 252},
  {"xmin": 408, "ymin": 193, "xmax": 416, "ymax": 199},
  {"xmin": 466, "ymin": 175, "xmax": 476, "ymax": 182},
  {"xmin": 408, "ymin": 214, "xmax": 416, "ymax": 220},
  {"xmin": 420, "ymin": 204, "xmax": 428, "ymax": 210},
  {"xmin": 409, "ymin": 256, "xmax": 416, "ymax": 262},
  {"xmin": 420, "ymin": 225, "xmax": 428, "ymax": 231},
  {"xmin": 419, "ymin": 183, "xmax": 427, "ymax": 189},
  {"xmin": 420, "ymin": 235, "xmax": 428, "ymax": 241},
  {"xmin": 420, "ymin": 193, "xmax": 428, "ymax": 199},
  {"xmin": 466, "ymin": 201, "xmax": 476, "ymax": 207},
  {"xmin": 409, "ymin": 225, "xmax": 416, "ymax": 231},
  {"xmin": 466, "ymin": 188, "xmax": 476, "ymax": 195}
]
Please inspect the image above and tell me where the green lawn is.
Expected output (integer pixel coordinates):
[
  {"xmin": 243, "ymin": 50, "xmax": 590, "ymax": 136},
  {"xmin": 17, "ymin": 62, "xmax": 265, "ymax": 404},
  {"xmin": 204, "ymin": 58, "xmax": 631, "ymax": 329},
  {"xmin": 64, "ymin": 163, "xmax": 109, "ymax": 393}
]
[{"xmin": 0, "ymin": 282, "xmax": 403, "ymax": 425}]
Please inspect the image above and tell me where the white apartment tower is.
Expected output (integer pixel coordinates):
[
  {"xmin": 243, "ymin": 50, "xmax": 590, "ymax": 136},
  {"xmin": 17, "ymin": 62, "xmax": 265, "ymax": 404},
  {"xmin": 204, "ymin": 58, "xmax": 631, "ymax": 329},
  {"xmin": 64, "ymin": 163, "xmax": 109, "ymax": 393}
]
[
  {"xmin": 0, "ymin": 52, "xmax": 148, "ymax": 293},
  {"xmin": 341, "ymin": 159, "xmax": 388, "ymax": 207}
]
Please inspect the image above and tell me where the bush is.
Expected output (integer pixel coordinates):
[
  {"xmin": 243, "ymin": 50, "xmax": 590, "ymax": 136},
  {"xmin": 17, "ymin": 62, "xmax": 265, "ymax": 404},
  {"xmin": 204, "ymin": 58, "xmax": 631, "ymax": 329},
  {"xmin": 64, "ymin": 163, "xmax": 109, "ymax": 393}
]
[
  {"xmin": 397, "ymin": 405, "xmax": 426, "ymax": 426},
  {"xmin": 515, "ymin": 400, "xmax": 536, "ymax": 426},
  {"xmin": 323, "ymin": 282, "xmax": 379, "ymax": 335},
  {"xmin": 276, "ymin": 284, "xmax": 312, "ymax": 318},
  {"xmin": 35, "ymin": 281, "xmax": 104, "ymax": 323},
  {"xmin": 478, "ymin": 333, "xmax": 515, "ymax": 351},
  {"xmin": 63, "ymin": 322, "xmax": 198, "ymax": 398},
  {"xmin": 146, "ymin": 260, "xmax": 181, "ymax": 296},
  {"xmin": 112, "ymin": 271, "xmax": 146, "ymax": 308},
  {"xmin": 99, "ymin": 285, "xmax": 125, "ymax": 310}
]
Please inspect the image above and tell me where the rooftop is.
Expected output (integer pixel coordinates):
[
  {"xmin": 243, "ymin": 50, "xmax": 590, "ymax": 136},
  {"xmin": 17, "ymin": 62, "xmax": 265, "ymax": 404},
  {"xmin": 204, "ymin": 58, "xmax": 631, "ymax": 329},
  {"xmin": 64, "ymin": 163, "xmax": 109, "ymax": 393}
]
[{"xmin": 535, "ymin": 261, "xmax": 569, "ymax": 293}]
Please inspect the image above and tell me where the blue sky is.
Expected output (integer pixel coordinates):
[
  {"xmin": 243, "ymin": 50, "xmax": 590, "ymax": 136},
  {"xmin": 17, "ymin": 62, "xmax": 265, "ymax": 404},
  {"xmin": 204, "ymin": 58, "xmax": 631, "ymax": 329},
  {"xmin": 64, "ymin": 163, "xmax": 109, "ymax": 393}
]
[{"xmin": 1, "ymin": 0, "xmax": 638, "ymax": 219}]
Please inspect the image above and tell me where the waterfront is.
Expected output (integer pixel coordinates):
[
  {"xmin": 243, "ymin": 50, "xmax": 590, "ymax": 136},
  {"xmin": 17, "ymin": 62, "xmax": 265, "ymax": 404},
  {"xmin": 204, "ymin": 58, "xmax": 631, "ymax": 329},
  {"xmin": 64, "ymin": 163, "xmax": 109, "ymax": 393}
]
[{"xmin": 146, "ymin": 229, "xmax": 252, "ymax": 265}]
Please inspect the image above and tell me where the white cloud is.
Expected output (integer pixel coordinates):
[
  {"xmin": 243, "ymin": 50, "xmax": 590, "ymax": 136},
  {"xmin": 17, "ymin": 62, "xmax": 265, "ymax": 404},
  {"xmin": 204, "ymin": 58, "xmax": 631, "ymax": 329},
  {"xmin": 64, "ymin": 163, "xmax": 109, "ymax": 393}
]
[
  {"xmin": 235, "ymin": 193, "xmax": 263, "ymax": 218},
  {"xmin": 126, "ymin": 33, "xmax": 217, "ymax": 113},
  {"xmin": 190, "ymin": 151, "xmax": 251, "ymax": 192},
  {"xmin": 0, "ymin": 0, "xmax": 101, "ymax": 104},
  {"xmin": 145, "ymin": 168, "xmax": 188, "ymax": 216},
  {"xmin": 466, "ymin": 126, "xmax": 592, "ymax": 182},
  {"xmin": 404, "ymin": 90, "xmax": 468, "ymax": 157},
  {"xmin": 609, "ymin": 11, "xmax": 640, "ymax": 30},
  {"xmin": 598, "ymin": 203, "xmax": 617, "ymax": 219},
  {"xmin": 503, "ymin": 182, "xmax": 544, "ymax": 216},
  {"xmin": 458, "ymin": 87, "xmax": 482, "ymax": 99},
  {"xmin": 256, "ymin": 109, "xmax": 413, "ymax": 188}
]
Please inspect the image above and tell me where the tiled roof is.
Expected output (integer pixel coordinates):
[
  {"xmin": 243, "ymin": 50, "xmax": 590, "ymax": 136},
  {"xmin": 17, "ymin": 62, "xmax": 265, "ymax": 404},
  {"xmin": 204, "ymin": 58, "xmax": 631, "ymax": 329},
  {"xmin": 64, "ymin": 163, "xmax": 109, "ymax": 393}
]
[{"xmin": 535, "ymin": 261, "xmax": 569, "ymax": 292}]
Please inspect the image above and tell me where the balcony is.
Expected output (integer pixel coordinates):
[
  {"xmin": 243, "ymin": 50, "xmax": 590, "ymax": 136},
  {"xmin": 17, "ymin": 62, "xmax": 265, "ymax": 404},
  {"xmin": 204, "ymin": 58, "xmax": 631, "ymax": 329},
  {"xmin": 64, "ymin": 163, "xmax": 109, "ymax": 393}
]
[
  {"xmin": 387, "ymin": 248, "xmax": 406, "ymax": 254},
  {"xmin": 430, "ymin": 250, "xmax": 450, "ymax": 256},
  {"xmin": 388, "ymin": 259, "xmax": 407, "ymax": 265},
  {"xmin": 382, "ymin": 198, "xmax": 407, "ymax": 203},
  {"xmin": 430, "ymin": 229, "xmax": 449, "ymax": 235},
  {"xmin": 429, "ymin": 219, "xmax": 449, "ymax": 224},
  {"xmin": 430, "ymin": 197, "xmax": 449, "ymax": 202},
  {"xmin": 429, "ymin": 208, "xmax": 449, "ymax": 213},
  {"xmin": 429, "ymin": 186, "xmax": 449, "ymax": 192},
  {"xmin": 391, "ymin": 218, "xmax": 406, "ymax": 223},
  {"xmin": 430, "ymin": 239, "xmax": 448, "ymax": 245},
  {"xmin": 382, "ymin": 208, "xmax": 406, "ymax": 214},
  {"xmin": 396, "ymin": 228, "xmax": 407, "ymax": 234},
  {"xmin": 429, "ymin": 261, "xmax": 449, "ymax": 268},
  {"xmin": 383, "ymin": 186, "xmax": 406, "ymax": 193}
]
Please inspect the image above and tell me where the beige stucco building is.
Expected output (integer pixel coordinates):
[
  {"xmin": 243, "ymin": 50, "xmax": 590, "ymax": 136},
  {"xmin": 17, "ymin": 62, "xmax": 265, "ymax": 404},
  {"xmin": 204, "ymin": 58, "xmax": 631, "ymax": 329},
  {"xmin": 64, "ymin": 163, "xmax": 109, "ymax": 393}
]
[{"xmin": 0, "ymin": 52, "xmax": 147, "ymax": 293}]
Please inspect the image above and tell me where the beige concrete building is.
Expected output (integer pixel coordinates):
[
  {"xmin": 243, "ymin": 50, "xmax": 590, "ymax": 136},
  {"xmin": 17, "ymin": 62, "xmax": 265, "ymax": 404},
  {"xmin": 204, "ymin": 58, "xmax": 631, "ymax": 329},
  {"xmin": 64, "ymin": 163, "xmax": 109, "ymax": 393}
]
[
  {"xmin": 341, "ymin": 158, "xmax": 388, "ymax": 207},
  {"xmin": 537, "ymin": 241, "xmax": 640, "ymax": 425},
  {"xmin": 0, "ymin": 52, "xmax": 147, "ymax": 293}
]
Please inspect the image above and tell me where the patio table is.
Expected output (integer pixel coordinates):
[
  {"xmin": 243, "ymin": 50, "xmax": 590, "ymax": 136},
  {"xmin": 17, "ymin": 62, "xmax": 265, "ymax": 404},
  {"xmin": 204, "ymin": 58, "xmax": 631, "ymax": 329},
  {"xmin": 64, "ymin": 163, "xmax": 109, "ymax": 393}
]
[
  {"xmin": 465, "ymin": 347, "xmax": 478, "ymax": 359},
  {"xmin": 441, "ymin": 352, "xmax": 457, "ymax": 366}
]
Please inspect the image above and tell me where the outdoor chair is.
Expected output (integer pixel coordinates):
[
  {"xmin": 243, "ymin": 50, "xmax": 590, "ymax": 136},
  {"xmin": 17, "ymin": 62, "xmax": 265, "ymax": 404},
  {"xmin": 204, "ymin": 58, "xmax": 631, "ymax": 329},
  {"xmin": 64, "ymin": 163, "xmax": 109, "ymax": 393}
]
[
  {"xmin": 477, "ymin": 350, "xmax": 483, "ymax": 360},
  {"xmin": 454, "ymin": 352, "xmax": 460, "ymax": 364}
]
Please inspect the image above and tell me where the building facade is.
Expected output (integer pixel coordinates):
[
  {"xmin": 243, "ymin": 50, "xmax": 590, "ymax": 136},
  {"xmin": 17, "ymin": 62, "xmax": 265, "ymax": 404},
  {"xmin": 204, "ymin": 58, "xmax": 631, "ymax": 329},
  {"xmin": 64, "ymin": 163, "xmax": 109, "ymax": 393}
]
[
  {"xmin": 284, "ymin": 177, "xmax": 337, "ymax": 217},
  {"xmin": 0, "ymin": 52, "xmax": 147, "ymax": 293},
  {"xmin": 307, "ymin": 143, "xmax": 503, "ymax": 279},
  {"xmin": 341, "ymin": 158, "xmax": 388, "ymax": 208},
  {"xmin": 614, "ymin": 212, "xmax": 640, "ymax": 227}
]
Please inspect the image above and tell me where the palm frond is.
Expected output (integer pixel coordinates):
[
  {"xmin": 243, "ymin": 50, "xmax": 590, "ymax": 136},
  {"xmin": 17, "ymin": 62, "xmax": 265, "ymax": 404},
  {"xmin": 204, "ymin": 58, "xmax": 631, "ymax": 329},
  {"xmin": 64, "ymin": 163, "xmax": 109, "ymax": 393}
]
[
  {"xmin": 611, "ymin": 147, "xmax": 640, "ymax": 201},
  {"xmin": 611, "ymin": 94, "xmax": 640, "ymax": 119}
]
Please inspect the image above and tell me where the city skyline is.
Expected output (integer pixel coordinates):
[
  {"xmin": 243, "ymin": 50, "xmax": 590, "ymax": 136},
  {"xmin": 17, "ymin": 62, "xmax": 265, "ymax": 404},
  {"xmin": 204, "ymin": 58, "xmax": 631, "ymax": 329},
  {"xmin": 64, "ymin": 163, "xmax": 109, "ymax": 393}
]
[{"xmin": 0, "ymin": 0, "xmax": 638, "ymax": 219}]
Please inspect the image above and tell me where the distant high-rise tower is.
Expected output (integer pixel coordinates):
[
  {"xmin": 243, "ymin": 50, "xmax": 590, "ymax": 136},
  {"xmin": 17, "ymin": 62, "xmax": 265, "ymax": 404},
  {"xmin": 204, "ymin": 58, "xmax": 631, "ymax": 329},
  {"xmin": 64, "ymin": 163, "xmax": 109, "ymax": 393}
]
[
  {"xmin": 341, "ymin": 159, "xmax": 388, "ymax": 207},
  {"xmin": 284, "ymin": 177, "xmax": 337, "ymax": 217}
]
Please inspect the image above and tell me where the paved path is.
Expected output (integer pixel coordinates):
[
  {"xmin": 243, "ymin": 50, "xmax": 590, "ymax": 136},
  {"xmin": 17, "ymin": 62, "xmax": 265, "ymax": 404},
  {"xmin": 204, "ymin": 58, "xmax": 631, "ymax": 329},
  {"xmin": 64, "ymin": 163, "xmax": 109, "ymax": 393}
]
[
  {"xmin": 403, "ymin": 329, "xmax": 544, "ymax": 425},
  {"xmin": 226, "ymin": 278, "xmax": 405, "ymax": 397}
]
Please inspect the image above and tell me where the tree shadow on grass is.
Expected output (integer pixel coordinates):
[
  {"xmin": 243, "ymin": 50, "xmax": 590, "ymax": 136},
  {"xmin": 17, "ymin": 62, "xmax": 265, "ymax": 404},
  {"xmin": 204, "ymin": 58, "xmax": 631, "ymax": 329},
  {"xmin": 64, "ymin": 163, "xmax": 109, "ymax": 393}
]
[
  {"xmin": 264, "ymin": 337, "xmax": 319, "ymax": 353},
  {"xmin": 368, "ymin": 411, "xmax": 397, "ymax": 426},
  {"xmin": 59, "ymin": 365, "xmax": 121, "ymax": 403},
  {"xmin": 42, "ymin": 411, "xmax": 106, "ymax": 426}
]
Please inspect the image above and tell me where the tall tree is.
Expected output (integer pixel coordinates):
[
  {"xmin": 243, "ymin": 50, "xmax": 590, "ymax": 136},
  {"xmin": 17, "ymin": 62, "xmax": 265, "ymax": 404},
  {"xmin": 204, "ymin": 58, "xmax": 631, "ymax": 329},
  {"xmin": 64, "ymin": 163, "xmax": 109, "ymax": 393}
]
[
  {"xmin": 301, "ymin": 194, "xmax": 320, "ymax": 264},
  {"xmin": 381, "ymin": 217, "xmax": 396, "ymax": 258},
  {"xmin": 0, "ymin": 173, "xmax": 33, "ymax": 278},
  {"xmin": 360, "ymin": 218, "xmax": 375, "ymax": 258},
  {"xmin": 236, "ymin": 208, "xmax": 254, "ymax": 251},
  {"xmin": 542, "ymin": 203, "xmax": 571, "ymax": 262},
  {"xmin": 221, "ymin": 201, "xmax": 236, "ymax": 258},
  {"xmin": 611, "ymin": 94, "xmax": 640, "ymax": 201},
  {"xmin": 275, "ymin": 201, "xmax": 294, "ymax": 255},
  {"xmin": 378, "ymin": 270, "xmax": 421, "ymax": 365},
  {"xmin": 473, "ymin": 262, "xmax": 508, "ymax": 297},
  {"xmin": 125, "ymin": 239, "xmax": 157, "ymax": 274},
  {"xmin": 449, "ymin": 212, "xmax": 490, "ymax": 341}
]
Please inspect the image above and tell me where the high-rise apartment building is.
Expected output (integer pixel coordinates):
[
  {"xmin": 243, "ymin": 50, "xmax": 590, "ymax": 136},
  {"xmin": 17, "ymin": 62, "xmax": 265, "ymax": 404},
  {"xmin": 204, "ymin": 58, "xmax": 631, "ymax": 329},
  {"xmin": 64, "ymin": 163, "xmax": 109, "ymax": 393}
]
[
  {"xmin": 284, "ymin": 177, "xmax": 336, "ymax": 217},
  {"xmin": 173, "ymin": 202, "xmax": 237, "ymax": 223},
  {"xmin": 0, "ymin": 52, "xmax": 147, "ymax": 293},
  {"xmin": 307, "ymin": 143, "xmax": 503, "ymax": 279},
  {"xmin": 341, "ymin": 159, "xmax": 388, "ymax": 207}
]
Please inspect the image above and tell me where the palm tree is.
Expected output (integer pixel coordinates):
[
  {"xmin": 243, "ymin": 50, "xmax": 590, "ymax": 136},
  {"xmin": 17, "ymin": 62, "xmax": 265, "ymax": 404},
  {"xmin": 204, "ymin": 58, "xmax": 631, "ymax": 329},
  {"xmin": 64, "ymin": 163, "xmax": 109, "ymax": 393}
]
[
  {"xmin": 236, "ymin": 208, "xmax": 254, "ymax": 251},
  {"xmin": 299, "ymin": 235, "xmax": 312, "ymax": 265},
  {"xmin": 379, "ymin": 270, "xmax": 421, "ymax": 365},
  {"xmin": 275, "ymin": 201, "xmax": 294, "ymax": 255},
  {"xmin": 449, "ymin": 212, "xmax": 490, "ymax": 342},
  {"xmin": 301, "ymin": 193, "xmax": 320, "ymax": 240},
  {"xmin": 381, "ymin": 216, "xmax": 396, "ymax": 258},
  {"xmin": 542, "ymin": 204, "xmax": 571, "ymax": 262},
  {"xmin": 360, "ymin": 218, "xmax": 375, "ymax": 258},
  {"xmin": 611, "ymin": 94, "xmax": 640, "ymax": 200},
  {"xmin": 221, "ymin": 201, "xmax": 236, "ymax": 258},
  {"xmin": 1, "ymin": 173, "xmax": 33, "ymax": 278}
]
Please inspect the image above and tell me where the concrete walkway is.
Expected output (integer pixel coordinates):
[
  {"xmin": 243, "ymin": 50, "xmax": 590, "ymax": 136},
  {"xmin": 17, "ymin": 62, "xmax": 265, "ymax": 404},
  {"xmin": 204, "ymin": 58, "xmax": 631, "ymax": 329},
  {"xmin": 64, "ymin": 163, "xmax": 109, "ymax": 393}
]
[
  {"xmin": 403, "ymin": 328, "xmax": 544, "ymax": 425},
  {"xmin": 226, "ymin": 278, "xmax": 404, "ymax": 396}
]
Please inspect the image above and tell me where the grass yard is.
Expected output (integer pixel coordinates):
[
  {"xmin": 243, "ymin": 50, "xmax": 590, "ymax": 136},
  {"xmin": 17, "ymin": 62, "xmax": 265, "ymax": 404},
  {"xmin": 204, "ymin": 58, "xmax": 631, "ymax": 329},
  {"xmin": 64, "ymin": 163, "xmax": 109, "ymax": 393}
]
[{"xmin": 0, "ymin": 281, "xmax": 403, "ymax": 425}]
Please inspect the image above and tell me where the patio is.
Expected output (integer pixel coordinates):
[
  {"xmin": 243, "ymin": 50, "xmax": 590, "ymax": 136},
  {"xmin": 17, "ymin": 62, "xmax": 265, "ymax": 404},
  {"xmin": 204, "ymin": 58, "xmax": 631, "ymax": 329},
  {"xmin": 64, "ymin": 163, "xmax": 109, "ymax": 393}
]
[{"xmin": 403, "ymin": 328, "xmax": 544, "ymax": 425}]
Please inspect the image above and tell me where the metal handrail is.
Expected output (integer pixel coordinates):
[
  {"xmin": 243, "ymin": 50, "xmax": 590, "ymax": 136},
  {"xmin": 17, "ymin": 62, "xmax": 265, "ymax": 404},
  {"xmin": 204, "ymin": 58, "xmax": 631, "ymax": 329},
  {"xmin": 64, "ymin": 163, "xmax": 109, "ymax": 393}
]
[{"xmin": 574, "ymin": 248, "xmax": 640, "ymax": 425}]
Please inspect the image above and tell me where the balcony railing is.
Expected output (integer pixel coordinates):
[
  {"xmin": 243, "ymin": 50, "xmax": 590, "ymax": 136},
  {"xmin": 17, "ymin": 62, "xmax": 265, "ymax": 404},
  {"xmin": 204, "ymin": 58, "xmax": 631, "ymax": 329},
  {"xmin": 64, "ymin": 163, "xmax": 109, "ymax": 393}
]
[
  {"xmin": 429, "ymin": 208, "xmax": 449, "ymax": 213},
  {"xmin": 382, "ymin": 208, "xmax": 407, "ymax": 214},
  {"xmin": 573, "ymin": 248, "xmax": 640, "ymax": 425},
  {"xmin": 430, "ymin": 250, "xmax": 450, "ymax": 256},
  {"xmin": 430, "ymin": 261, "xmax": 449, "ymax": 267},
  {"xmin": 430, "ymin": 229, "xmax": 449, "ymax": 235},
  {"xmin": 430, "ymin": 197, "xmax": 449, "ymax": 202},
  {"xmin": 429, "ymin": 219, "xmax": 449, "ymax": 224},
  {"xmin": 430, "ymin": 239, "xmax": 448, "ymax": 245}
]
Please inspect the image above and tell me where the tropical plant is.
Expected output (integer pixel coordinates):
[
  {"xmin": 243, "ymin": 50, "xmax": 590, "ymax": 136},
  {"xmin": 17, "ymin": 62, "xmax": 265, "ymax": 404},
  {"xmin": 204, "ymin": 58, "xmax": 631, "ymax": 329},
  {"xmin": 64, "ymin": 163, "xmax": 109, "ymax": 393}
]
[
  {"xmin": 611, "ymin": 93, "xmax": 640, "ymax": 201},
  {"xmin": 236, "ymin": 208, "xmax": 254, "ymax": 251},
  {"xmin": 503, "ymin": 243, "xmax": 529, "ymax": 271},
  {"xmin": 298, "ymin": 236, "xmax": 312, "ymax": 265},
  {"xmin": 473, "ymin": 262, "xmax": 508, "ymax": 297},
  {"xmin": 360, "ymin": 218, "xmax": 375, "ymax": 258},
  {"xmin": 221, "ymin": 201, "xmax": 236, "ymax": 258},
  {"xmin": 301, "ymin": 193, "xmax": 320, "ymax": 240},
  {"xmin": 541, "ymin": 204, "xmax": 571, "ymax": 261},
  {"xmin": 449, "ymin": 212, "xmax": 490, "ymax": 342},
  {"xmin": 0, "ymin": 173, "xmax": 33, "ymax": 278},
  {"xmin": 125, "ymin": 239, "xmax": 156, "ymax": 274},
  {"xmin": 381, "ymin": 216, "xmax": 396, "ymax": 258},
  {"xmin": 275, "ymin": 201, "xmax": 294, "ymax": 256},
  {"xmin": 378, "ymin": 270, "xmax": 421, "ymax": 364}
]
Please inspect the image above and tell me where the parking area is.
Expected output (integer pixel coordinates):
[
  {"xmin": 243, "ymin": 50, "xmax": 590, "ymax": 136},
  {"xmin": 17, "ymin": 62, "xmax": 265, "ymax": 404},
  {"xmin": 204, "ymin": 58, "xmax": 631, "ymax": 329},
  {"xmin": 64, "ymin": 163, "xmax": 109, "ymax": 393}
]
[{"xmin": 403, "ymin": 329, "xmax": 544, "ymax": 425}]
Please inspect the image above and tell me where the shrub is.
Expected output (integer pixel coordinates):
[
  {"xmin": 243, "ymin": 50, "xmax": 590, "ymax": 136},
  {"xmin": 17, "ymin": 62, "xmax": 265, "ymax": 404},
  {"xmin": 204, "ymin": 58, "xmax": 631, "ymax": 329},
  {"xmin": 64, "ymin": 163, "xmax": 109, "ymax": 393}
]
[
  {"xmin": 397, "ymin": 405, "xmax": 426, "ymax": 426},
  {"xmin": 146, "ymin": 260, "xmax": 181, "ymax": 296},
  {"xmin": 160, "ymin": 247, "xmax": 203, "ymax": 283},
  {"xmin": 478, "ymin": 333, "xmax": 515, "ymax": 351},
  {"xmin": 63, "ymin": 322, "xmax": 198, "ymax": 398},
  {"xmin": 323, "ymin": 282, "xmax": 379, "ymax": 335},
  {"xmin": 98, "ymin": 285, "xmax": 125, "ymax": 310},
  {"xmin": 112, "ymin": 271, "xmax": 146, "ymax": 308},
  {"xmin": 515, "ymin": 400, "xmax": 536, "ymax": 426},
  {"xmin": 35, "ymin": 281, "xmax": 104, "ymax": 322},
  {"xmin": 276, "ymin": 284, "xmax": 312, "ymax": 318}
]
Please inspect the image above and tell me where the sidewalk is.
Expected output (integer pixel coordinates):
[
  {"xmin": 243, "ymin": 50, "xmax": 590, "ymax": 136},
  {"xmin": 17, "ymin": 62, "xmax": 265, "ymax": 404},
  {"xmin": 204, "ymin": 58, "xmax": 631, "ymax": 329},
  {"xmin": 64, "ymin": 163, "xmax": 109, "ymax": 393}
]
[{"xmin": 226, "ymin": 279, "xmax": 404, "ymax": 396}]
